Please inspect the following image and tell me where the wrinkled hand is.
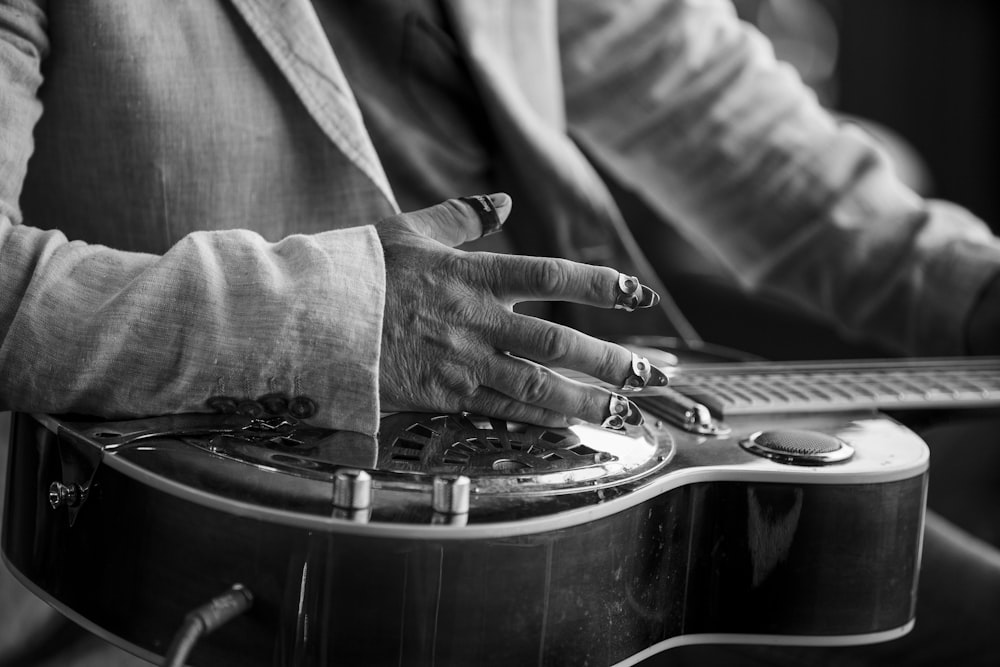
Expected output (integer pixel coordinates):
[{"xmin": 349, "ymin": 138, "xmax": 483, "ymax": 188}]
[{"xmin": 376, "ymin": 194, "xmax": 663, "ymax": 428}]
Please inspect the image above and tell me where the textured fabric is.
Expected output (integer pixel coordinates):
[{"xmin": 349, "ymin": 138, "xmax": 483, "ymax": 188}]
[
  {"xmin": 557, "ymin": 0, "xmax": 1000, "ymax": 355},
  {"xmin": 2, "ymin": 1, "xmax": 1000, "ymax": 666},
  {"xmin": 5, "ymin": 0, "xmax": 999, "ymax": 436},
  {"xmin": 0, "ymin": 220, "xmax": 385, "ymax": 433},
  {"xmin": 313, "ymin": 0, "xmax": 499, "ymax": 213},
  {"xmin": 2, "ymin": 0, "xmax": 394, "ymax": 434},
  {"xmin": 445, "ymin": 0, "xmax": 695, "ymax": 339}
]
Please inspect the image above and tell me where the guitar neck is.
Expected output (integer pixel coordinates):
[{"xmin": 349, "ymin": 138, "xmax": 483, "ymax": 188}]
[{"xmin": 666, "ymin": 357, "xmax": 1000, "ymax": 417}]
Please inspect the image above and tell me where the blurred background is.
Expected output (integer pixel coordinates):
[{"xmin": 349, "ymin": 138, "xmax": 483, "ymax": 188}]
[
  {"xmin": 612, "ymin": 3, "xmax": 1000, "ymax": 552},
  {"xmin": 737, "ymin": 0, "xmax": 998, "ymax": 224},
  {"xmin": 627, "ymin": 0, "xmax": 1000, "ymax": 359},
  {"xmin": 1, "ymin": 3, "xmax": 998, "ymax": 664},
  {"xmin": 734, "ymin": 0, "xmax": 1000, "ymax": 549}
]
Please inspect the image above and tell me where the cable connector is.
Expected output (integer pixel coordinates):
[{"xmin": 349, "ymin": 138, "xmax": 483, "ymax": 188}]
[{"xmin": 163, "ymin": 584, "xmax": 253, "ymax": 667}]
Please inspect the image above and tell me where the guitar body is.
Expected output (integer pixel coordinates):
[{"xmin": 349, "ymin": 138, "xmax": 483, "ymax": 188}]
[{"xmin": 2, "ymin": 380, "xmax": 928, "ymax": 667}]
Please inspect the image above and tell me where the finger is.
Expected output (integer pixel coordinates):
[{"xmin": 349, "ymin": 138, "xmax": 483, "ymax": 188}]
[
  {"xmin": 492, "ymin": 313, "xmax": 628, "ymax": 383},
  {"xmin": 403, "ymin": 193, "xmax": 512, "ymax": 248},
  {"xmin": 489, "ymin": 313, "xmax": 669, "ymax": 390},
  {"xmin": 477, "ymin": 353, "xmax": 643, "ymax": 427},
  {"xmin": 457, "ymin": 195, "xmax": 507, "ymax": 237},
  {"xmin": 482, "ymin": 254, "xmax": 660, "ymax": 310},
  {"xmin": 460, "ymin": 386, "xmax": 577, "ymax": 428}
]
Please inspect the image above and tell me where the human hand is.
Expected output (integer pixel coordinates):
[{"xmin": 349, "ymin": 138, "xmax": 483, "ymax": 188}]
[{"xmin": 376, "ymin": 194, "xmax": 666, "ymax": 429}]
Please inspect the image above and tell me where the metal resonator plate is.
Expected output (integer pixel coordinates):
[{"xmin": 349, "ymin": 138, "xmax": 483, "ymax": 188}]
[
  {"xmin": 52, "ymin": 411, "xmax": 675, "ymax": 501},
  {"xmin": 375, "ymin": 413, "xmax": 674, "ymax": 495}
]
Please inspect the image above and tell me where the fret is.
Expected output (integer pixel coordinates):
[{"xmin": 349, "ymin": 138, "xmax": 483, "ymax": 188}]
[
  {"xmin": 557, "ymin": 356, "xmax": 1000, "ymax": 420},
  {"xmin": 667, "ymin": 358, "xmax": 1000, "ymax": 417}
]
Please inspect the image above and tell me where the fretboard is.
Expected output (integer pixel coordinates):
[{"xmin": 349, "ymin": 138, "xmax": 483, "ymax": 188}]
[{"xmin": 665, "ymin": 357, "xmax": 1000, "ymax": 417}]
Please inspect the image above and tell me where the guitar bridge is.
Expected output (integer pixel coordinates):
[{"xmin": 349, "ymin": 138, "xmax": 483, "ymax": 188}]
[{"xmin": 635, "ymin": 388, "xmax": 730, "ymax": 436}]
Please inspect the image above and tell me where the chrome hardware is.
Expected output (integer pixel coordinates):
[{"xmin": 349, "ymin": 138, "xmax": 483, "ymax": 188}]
[
  {"xmin": 49, "ymin": 481, "xmax": 88, "ymax": 510},
  {"xmin": 332, "ymin": 469, "xmax": 372, "ymax": 510},
  {"xmin": 431, "ymin": 511, "xmax": 469, "ymax": 527},
  {"xmin": 620, "ymin": 353, "xmax": 670, "ymax": 391},
  {"xmin": 602, "ymin": 393, "xmax": 642, "ymax": 431},
  {"xmin": 601, "ymin": 414, "xmax": 625, "ymax": 430},
  {"xmin": 642, "ymin": 388, "xmax": 730, "ymax": 436},
  {"xmin": 432, "ymin": 474, "xmax": 471, "ymax": 515},
  {"xmin": 379, "ymin": 413, "xmax": 674, "ymax": 497},
  {"xmin": 620, "ymin": 354, "xmax": 652, "ymax": 391},
  {"xmin": 615, "ymin": 274, "xmax": 642, "ymax": 311}
]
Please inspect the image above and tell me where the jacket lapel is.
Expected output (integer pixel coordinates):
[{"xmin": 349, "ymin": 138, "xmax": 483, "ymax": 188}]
[
  {"xmin": 443, "ymin": 0, "xmax": 630, "ymax": 264},
  {"xmin": 444, "ymin": 0, "xmax": 695, "ymax": 339},
  {"xmin": 442, "ymin": 0, "xmax": 566, "ymax": 129},
  {"xmin": 227, "ymin": 0, "xmax": 399, "ymax": 212}
]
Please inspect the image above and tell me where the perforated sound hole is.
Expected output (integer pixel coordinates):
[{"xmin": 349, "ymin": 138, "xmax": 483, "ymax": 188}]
[
  {"xmin": 379, "ymin": 413, "xmax": 615, "ymax": 475},
  {"xmin": 741, "ymin": 429, "xmax": 854, "ymax": 466}
]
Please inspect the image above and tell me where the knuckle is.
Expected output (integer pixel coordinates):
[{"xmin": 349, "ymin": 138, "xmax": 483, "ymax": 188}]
[
  {"xmin": 435, "ymin": 287, "xmax": 473, "ymax": 323},
  {"xmin": 441, "ymin": 367, "xmax": 479, "ymax": 404},
  {"xmin": 443, "ymin": 198, "xmax": 469, "ymax": 219},
  {"xmin": 447, "ymin": 302, "xmax": 479, "ymax": 331},
  {"xmin": 520, "ymin": 365, "xmax": 554, "ymax": 405},
  {"xmin": 583, "ymin": 389, "xmax": 610, "ymax": 422},
  {"xmin": 441, "ymin": 199, "xmax": 478, "ymax": 232},
  {"xmin": 592, "ymin": 267, "xmax": 617, "ymax": 302},
  {"xmin": 526, "ymin": 257, "xmax": 568, "ymax": 296},
  {"xmin": 460, "ymin": 387, "xmax": 511, "ymax": 419},
  {"xmin": 439, "ymin": 252, "xmax": 481, "ymax": 286},
  {"xmin": 536, "ymin": 326, "xmax": 570, "ymax": 362},
  {"xmin": 476, "ymin": 253, "xmax": 504, "ymax": 286}
]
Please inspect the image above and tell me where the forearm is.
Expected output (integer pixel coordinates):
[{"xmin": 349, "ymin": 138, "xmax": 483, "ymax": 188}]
[
  {"xmin": 560, "ymin": 0, "xmax": 1000, "ymax": 355},
  {"xmin": 0, "ymin": 218, "xmax": 385, "ymax": 433},
  {"xmin": 1, "ymin": 0, "xmax": 47, "ymax": 223}
]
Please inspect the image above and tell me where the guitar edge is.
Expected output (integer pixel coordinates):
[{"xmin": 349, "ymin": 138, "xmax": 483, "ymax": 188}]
[{"xmin": 3, "ymin": 411, "xmax": 927, "ymax": 666}]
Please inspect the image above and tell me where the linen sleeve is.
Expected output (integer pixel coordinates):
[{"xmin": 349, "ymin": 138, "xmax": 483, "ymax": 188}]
[
  {"xmin": 559, "ymin": 0, "xmax": 1000, "ymax": 355},
  {"xmin": 1, "ymin": 0, "xmax": 385, "ymax": 434}
]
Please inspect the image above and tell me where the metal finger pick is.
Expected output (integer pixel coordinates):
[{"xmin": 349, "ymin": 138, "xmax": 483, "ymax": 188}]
[
  {"xmin": 614, "ymin": 274, "xmax": 661, "ymax": 311},
  {"xmin": 620, "ymin": 353, "xmax": 670, "ymax": 391},
  {"xmin": 601, "ymin": 393, "xmax": 644, "ymax": 430}
]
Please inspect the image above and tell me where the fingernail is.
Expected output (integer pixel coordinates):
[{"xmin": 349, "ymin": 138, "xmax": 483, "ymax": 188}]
[
  {"xmin": 487, "ymin": 192, "xmax": 510, "ymax": 209},
  {"xmin": 487, "ymin": 193, "xmax": 512, "ymax": 225}
]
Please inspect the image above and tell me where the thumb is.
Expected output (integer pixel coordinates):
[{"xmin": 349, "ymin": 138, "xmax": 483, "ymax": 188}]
[{"xmin": 406, "ymin": 193, "xmax": 512, "ymax": 247}]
